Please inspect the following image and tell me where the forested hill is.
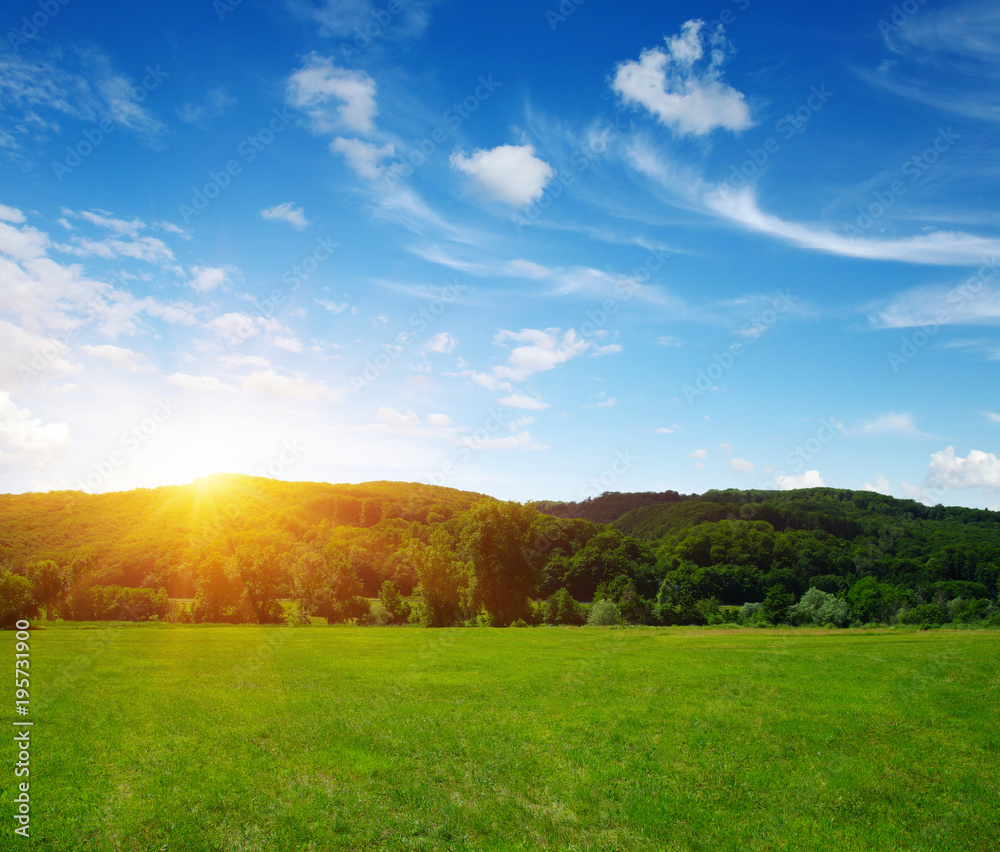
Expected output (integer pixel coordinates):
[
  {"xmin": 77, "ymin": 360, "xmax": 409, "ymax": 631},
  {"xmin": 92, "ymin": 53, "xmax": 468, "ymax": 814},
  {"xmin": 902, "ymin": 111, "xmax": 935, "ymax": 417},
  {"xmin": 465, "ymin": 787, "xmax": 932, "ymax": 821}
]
[
  {"xmin": 2, "ymin": 478, "xmax": 999, "ymax": 628},
  {"xmin": 534, "ymin": 490, "xmax": 690, "ymax": 524},
  {"xmin": 0, "ymin": 475, "xmax": 488, "ymax": 597},
  {"xmin": 537, "ymin": 487, "xmax": 1000, "ymax": 611}
]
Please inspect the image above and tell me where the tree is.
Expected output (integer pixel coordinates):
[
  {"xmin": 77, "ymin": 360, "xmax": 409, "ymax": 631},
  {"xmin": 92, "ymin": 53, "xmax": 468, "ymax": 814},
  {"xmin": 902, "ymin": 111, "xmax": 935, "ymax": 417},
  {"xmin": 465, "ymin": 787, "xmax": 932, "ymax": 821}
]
[
  {"xmin": 192, "ymin": 553, "xmax": 239, "ymax": 623},
  {"xmin": 410, "ymin": 530, "xmax": 467, "ymax": 627},
  {"xmin": 542, "ymin": 587, "xmax": 585, "ymax": 626},
  {"xmin": 760, "ymin": 585, "xmax": 795, "ymax": 624},
  {"xmin": 291, "ymin": 550, "xmax": 365, "ymax": 623},
  {"xmin": 787, "ymin": 587, "xmax": 849, "ymax": 626},
  {"xmin": 461, "ymin": 500, "xmax": 540, "ymax": 627},
  {"xmin": 378, "ymin": 579, "xmax": 410, "ymax": 625},
  {"xmin": 0, "ymin": 570, "xmax": 37, "ymax": 628},
  {"xmin": 226, "ymin": 544, "xmax": 285, "ymax": 623},
  {"xmin": 26, "ymin": 560, "xmax": 65, "ymax": 619}
]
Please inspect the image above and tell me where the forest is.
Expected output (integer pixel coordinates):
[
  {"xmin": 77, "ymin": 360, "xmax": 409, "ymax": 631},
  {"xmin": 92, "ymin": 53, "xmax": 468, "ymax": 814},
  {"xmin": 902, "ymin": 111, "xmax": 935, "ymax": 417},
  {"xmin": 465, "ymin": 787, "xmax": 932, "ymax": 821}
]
[{"xmin": 1, "ymin": 474, "xmax": 998, "ymax": 629}]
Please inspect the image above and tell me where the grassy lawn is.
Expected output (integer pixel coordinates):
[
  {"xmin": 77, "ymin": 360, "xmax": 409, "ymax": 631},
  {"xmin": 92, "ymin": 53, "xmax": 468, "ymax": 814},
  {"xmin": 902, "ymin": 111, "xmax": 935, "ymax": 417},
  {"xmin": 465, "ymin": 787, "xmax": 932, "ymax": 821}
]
[{"xmin": 3, "ymin": 625, "xmax": 999, "ymax": 851}]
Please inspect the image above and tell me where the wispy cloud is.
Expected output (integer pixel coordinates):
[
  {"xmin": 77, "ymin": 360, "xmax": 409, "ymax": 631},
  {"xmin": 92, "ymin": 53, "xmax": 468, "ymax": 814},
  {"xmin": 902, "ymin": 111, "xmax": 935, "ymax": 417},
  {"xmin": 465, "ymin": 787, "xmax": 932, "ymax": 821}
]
[
  {"xmin": 286, "ymin": 53, "xmax": 377, "ymax": 135},
  {"xmin": 261, "ymin": 202, "xmax": 310, "ymax": 229}
]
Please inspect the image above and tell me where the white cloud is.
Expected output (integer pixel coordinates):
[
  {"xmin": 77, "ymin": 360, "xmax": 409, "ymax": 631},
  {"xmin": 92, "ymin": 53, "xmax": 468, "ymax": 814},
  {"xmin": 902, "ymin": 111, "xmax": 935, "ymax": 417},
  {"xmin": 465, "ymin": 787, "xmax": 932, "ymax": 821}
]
[
  {"xmin": 136, "ymin": 297, "xmax": 200, "ymax": 326},
  {"xmin": 927, "ymin": 446, "xmax": 1000, "ymax": 490},
  {"xmin": 859, "ymin": 413, "xmax": 925, "ymax": 437},
  {"xmin": 654, "ymin": 335, "xmax": 683, "ymax": 347},
  {"xmin": 166, "ymin": 373, "xmax": 234, "ymax": 392},
  {"xmin": 688, "ymin": 448, "xmax": 708, "ymax": 459},
  {"xmin": 0, "ymin": 204, "xmax": 26, "ymax": 224},
  {"xmin": 274, "ymin": 336, "xmax": 304, "ymax": 353},
  {"xmin": 219, "ymin": 355, "xmax": 271, "ymax": 369},
  {"xmin": 315, "ymin": 298, "xmax": 349, "ymax": 313},
  {"xmin": 869, "ymin": 280, "xmax": 1000, "ymax": 328},
  {"xmin": 188, "ymin": 265, "xmax": 233, "ymax": 293},
  {"xmin": 0, "ymin": 392, "xmax": 71, "ymax": 470},
  {"xmin": 73, "ymin": 210, "xmax": 144, "ymax": 235},
  {"xmin": 0, "ymin": 46, "xmax": 167, "ymax": 147},
  {"xmin": 260, "ymin": 202, "xmax": 310, "ymax": 230},
  {"xmin": 706, "ymin": 186, "xmax": 1000, "ymax": 266},
  {"xmin": 205, "ymin": 312, "xmax": 283, "ymax": 345},
  {"xmin": 863, "ymin": 471, "xmax": 892, "ymax": 495},
  {"xmin": 242, "ymin": 369, "xmax": 336, "ymax": 401},
  {"xmin": 369, "ymin": 407, "xmax": 457, "ymax": 438},
  {"xmin": 774, "ymin": 470, "xmax": 825, "ymax": 490},
  {"xmin": 450, "ymin": 144, "xmax": 555, "ymax": 206},
  {"xmin": 331, "ymin": 137, "xmax": 395, "ymax": 180},
  {"xmin": 0, "ymin": 321, "xmax": 81, "ymax": 390},
  {"xmin": 426, "ymin": 332, "xmax": 457, "ymax": 354},
  {"xmin": 729, "ymin": 457, "xmax": 754, "ymax": 473},
  {"xmin": 492, "ymin": 328, "xmax": 590, "ymax": 382},
  {"xmin": 718, "ymin": 442, "xmax": 732, "ymax": 453},
  {"xmin": 655, "ymin": 427, "xmax": 674, "ymax": 434},
  {"xmin": 612, "ymin": 19, "xmax": 752, "ymax": 137},
  {"xmin": 499, "ymin": 392, "xmax": 549, "ymax": 410},
  {"xmin": 55, "ymin": 234, "xmax": 174, "ymax": 264},
  {"xmin": 80, "ymin": 344, "xmax": 152, "ymax": 372},
  {"xmin": 286, "ymin": 53, "xmax": 377, "ymax": 135},
  {"xmin": 592, "ymin": 343, "xmax": 622, "ymax": 356},
  {"xmin": 986, "ymin": 412, "xmax": 1000, "ymax": 424}
]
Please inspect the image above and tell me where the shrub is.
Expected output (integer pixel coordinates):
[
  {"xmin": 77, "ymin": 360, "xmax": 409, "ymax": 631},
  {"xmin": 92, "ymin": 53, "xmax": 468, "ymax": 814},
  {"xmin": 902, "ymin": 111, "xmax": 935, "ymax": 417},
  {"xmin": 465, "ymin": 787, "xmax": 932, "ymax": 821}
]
[
  {"xmin": 588, "ymin": 598, "xmax": 621, "ymax": 626},
  {"xmin": 378, "ymin": 580, "xmax": 411, "ymax": 625},
  {"xmin": 899, "ymin": 602, "xmax": 946, "ymax": 626},
  {"xmin": 543, "ymin": 587, "xmax": 586, "ymax": 626},
  {"xmin": 788, "ymin": 587, "xmax": 850, "ymax": 627}
]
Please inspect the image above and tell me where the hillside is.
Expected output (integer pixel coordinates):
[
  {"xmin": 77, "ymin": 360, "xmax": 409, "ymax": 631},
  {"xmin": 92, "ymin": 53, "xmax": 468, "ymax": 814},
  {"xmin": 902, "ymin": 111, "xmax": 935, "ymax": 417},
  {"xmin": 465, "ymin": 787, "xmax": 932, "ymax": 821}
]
[
  {"xmin": 0, "ymin": 475, "xmax": 489, "ymax": 597},
  {"xmin": 537, "ymin": 487, "xmax": 1000, "ymax": 616},
  {"xmin": 1, "ymin": 479, "xmax": 998, "ymax": 628}
]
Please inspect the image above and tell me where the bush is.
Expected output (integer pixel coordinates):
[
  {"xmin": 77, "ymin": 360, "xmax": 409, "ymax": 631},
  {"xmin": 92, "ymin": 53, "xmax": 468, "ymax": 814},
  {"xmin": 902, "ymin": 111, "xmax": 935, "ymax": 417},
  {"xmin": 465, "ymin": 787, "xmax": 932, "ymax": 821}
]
[
  {"xmin": 587, "ymin": 598, "xmax": 621, "ymax": 626},
  {"xmin": 788, "ymin": 587, "xmax": 849, "ymax": 627},
  {"xmin": 377, "ymin": 580, "xmax": 411, "ymax": 625},
  {"xmin": 326, "ymin": 595, "xmax": 372, "ymax": 624},
  {"xmin": 543, "ymin": 588, "xmax": 586, "ymax": 626},
  {"xmin": 898, "ymin": 602, "xmax": 946, "ymax": 626},
  {"xmin": 739, "ymin": 602, "xmax": 763, "ymax": 624}
]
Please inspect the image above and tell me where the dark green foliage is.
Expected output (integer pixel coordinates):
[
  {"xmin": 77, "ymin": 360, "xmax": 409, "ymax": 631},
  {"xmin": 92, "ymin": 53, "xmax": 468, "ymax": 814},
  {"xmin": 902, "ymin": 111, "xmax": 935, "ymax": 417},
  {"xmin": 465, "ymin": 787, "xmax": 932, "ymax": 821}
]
[
  {"xmin": 461, "ymin": 500, "xmax": 541, "ymax": 627},
  {"xmin": 0, "ymin": 570, "xmax": 37, "ymax": 627},
  {"xmin": 761, "ymin": 586, "xmax": 796, "ymax": 625},
  {"xmin": 558, "ymin": 528, "xmax": 658, "ymax": 600},
  {"xmin": 377, "ymin": 579, "xmax": 410, "ymax": 625},
  {"xmin": 87, "ymin": 586, "xmax": 170, "ymax": 621},
  {"xmin": 410, "ymin": 530, "xmax": 467, "ymax": 627},
  {"xmin": 898, "ymin": 603, "xmax": 947, "ymax": 626},
  {"xmin": 2, "ymin": 478, "xmax": 999, "ymax": 628},
  {"xmin": 536, "ymin": 489, "xmax": 688, "ymax": 524},
  {"xmin": 542, "ymin": 587, "xmax": 586, "ymax": 625},
  {"xmin": 325, "ymin": 595, "xmax": 372, "ymax": 624}
]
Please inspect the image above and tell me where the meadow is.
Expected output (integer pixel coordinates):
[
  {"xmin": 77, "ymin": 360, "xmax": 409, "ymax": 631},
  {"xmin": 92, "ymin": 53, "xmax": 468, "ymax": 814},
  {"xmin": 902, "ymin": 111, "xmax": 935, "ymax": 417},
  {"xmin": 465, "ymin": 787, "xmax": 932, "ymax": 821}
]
[{"xmin": 3, "ymin": 625, "xmax": 999, "ymax": 851}]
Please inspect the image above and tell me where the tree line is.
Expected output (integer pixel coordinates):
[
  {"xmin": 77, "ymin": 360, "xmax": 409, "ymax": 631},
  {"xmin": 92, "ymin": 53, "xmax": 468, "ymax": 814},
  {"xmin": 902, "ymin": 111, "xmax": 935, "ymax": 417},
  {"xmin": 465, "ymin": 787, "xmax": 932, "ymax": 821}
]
[{"xmin": 1, "ymin": 478, "xmax": 998, "ymax": 629}]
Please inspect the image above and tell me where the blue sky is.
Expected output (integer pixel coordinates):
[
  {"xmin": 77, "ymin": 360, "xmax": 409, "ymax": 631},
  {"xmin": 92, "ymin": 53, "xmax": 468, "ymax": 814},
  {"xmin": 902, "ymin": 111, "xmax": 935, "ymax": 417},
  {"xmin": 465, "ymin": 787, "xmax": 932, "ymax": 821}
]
[{"xmin": 1, "ymin": 0, "xmax": 998, "ymax": 508}]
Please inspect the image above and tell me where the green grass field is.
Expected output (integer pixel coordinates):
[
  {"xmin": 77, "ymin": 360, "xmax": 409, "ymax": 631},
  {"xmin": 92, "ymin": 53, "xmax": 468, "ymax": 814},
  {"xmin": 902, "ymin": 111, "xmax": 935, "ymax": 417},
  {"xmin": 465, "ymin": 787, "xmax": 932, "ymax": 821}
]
[{"xmin": 3, "ymin": 625, "xmax": 999, "ymax": 851}]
